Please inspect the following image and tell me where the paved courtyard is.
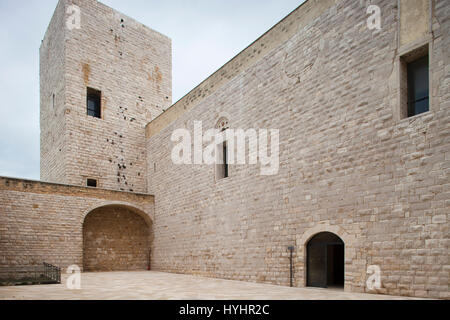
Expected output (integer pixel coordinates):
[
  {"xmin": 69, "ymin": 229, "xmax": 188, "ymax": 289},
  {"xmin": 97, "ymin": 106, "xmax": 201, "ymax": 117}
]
[{"xmin": 0, "ymin": 271, "xmax": 422, "ymax": 300}]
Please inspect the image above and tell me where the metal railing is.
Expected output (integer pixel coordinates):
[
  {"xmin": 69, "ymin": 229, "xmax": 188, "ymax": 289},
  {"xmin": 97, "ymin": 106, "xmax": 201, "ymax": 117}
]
[
  {"xmin": 0, "ymin": 263, "xmax": 61, "ymax": 286},
  {"xmin": 43, "ymin": 263, "xmax": 61, "ymax": 284}
]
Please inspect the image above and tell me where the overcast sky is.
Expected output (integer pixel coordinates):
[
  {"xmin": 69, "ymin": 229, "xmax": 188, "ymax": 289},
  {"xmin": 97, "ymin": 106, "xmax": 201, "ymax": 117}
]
[{"xmin": 0, "ymin": 0, "xmax": 303, "ymax": 181}]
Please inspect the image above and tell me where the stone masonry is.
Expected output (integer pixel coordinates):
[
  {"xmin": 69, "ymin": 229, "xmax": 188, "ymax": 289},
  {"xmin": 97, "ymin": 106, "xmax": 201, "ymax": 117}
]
[
  {"xmin": 0, "ymin": 0, "xmax": 448, "ymax": 300},
  {"xmin": 0, "ymin": 177, "xmax": 154, "ymax": 269},
  {"xmin": 40, "ymin": 0, "xmax": 172, "ymax": 192},
  {"xmin": 146, "ymin": 0, "xmax": 449, "ymax": 299}
]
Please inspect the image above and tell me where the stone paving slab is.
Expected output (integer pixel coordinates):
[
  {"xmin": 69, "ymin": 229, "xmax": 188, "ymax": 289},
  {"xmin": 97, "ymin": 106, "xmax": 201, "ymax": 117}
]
[{"xmin": 0, "ymin": 271, "xmax": 424, "ymax": 300}]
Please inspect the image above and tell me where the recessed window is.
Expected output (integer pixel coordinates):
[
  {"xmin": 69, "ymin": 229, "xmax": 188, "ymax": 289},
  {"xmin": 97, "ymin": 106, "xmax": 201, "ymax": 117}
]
[
  {"xmin": 87, "ymin": 87, "xmax": 101, "ymax": 118},
  {"xmin": 400, "ymin": 44, "xmax": 429, "ymax": 118},
  {"xmin": 86, "ymin": 179, "xmax": 98, "ymax": 188},
  {"xmin": 216, "ymin": 136, "xmax": 229, "ymax": 180},
  {"xmin": 215, "ymin": 118, "xmax": 230, "ymax": 181},
  {"xmin": 407, "ymin": 55, "xmax": 429, "ymax": 117},
  {"xmin": 222, "ymin": 140, "xmax": 229, "ymax": 179}
]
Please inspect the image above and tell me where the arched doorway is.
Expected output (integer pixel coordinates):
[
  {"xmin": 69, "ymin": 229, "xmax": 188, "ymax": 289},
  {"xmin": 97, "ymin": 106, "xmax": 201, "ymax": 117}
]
[
  {"xmin": 307, "ymin": 232, "xmax": 344, "ymax": 289},
  {"xmin": 83, "ymin": 205, "xmax": 151, "ymax": 272}
]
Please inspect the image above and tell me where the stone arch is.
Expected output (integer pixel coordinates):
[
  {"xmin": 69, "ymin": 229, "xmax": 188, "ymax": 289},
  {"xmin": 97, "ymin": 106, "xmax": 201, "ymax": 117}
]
[
  {"xmin": 81, "ymin": 201, "xmax": 153, "ymax": 226},
  {"xmin": 215, "ymin": 116, "xmax": 230, "ymax": 131},
  {"xmin": 82, "ymin": 203, "xmax": 153, "ymax": 272},
  {"xmin": 299, "ymin": 224, "xmax": 354, "ymax": 246},
  {"xmin": 296, "ymin": 223, "xmax": 356, "ymax": 291},
  {"xmin": 215, "ymin": 111, "xmax": 232, "ymax": 127}
]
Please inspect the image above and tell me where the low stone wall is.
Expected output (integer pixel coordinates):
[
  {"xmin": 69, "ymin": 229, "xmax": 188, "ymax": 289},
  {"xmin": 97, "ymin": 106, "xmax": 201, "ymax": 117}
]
[{"xmin": 0, "ymin": 177, "xmax": 154, "ymax": 271}]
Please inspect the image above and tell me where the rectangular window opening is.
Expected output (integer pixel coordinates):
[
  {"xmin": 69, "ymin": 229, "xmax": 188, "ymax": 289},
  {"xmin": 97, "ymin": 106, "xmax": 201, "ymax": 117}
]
[
  {"xmin": 223, "ymin": 141, "xmax": 229, "ymax": 179},
  {"xmin": 86, "ymin": 179, "xmax": 98, "ymax": 188},
  {"xmin": 215, "ymin": 129, "xmax": 230, "ymax": 181},
  {"xmin": 407, "ymin": 55, "xmax": 429, "ymax": 117},
  {"xmin": 87, "ymin": 87, "xmax": 101, "ymax": 118},
  {"xmin": 400, "ymin": 44, "xmax": 429, "ymax": 118}
]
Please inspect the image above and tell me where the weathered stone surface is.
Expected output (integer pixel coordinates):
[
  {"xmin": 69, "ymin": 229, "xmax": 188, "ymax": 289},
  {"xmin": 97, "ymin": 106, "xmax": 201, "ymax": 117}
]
[
  {"xmin": 146, "ymin": 0, "xmax": 449, "ymax": 299},
  {"xmin": 41, "ymin": 0, "xmax": 172, "ymax": 193},
  {"xmin": 1, "ymin": 0, "xmax": 448, "ymax": 300}
]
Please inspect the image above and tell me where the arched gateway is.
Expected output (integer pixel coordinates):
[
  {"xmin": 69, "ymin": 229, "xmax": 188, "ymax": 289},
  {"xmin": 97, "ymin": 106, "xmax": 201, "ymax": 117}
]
[
  {"xmin": 307, "ymin": 232, "xmax": 345, "ymax": 289},
  {"xmin": 82, "ymin": 205, "xmax": 152, "ymax": 272}
]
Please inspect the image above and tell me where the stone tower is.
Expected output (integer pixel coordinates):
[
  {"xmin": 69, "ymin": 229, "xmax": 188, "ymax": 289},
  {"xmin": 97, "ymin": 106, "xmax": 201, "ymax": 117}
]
[{"xmin": 40, "ymin": 0, "xmax": 171, "ymax": 193}]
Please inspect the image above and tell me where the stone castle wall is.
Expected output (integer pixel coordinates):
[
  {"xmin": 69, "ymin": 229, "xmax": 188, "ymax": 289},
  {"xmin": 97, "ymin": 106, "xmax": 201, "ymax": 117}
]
[{"xmin": 146, "ymin": 0, "xmax": 449, "ymax": 299}]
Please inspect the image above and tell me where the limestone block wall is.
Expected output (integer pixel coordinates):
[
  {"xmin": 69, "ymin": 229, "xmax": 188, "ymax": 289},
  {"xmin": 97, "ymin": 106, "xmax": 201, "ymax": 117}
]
[
  {"xmin": 40, "ymin": 0, "xmax": 67, "ymax": 184},
  {"xmin": 0, "ymin": 177, "xmax": 154, "ymax": 271},
  {"xmin": 40, "ymin": 0, "xmax": 172, "ymax": 193},
  {"xmin": 146, "ymin": 0, "xmax": 449, "ymax": 299}
]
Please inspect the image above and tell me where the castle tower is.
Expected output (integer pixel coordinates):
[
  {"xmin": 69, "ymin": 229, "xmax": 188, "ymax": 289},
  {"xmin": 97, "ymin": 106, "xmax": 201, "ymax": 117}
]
[{"xmin": 40, "ymin": 0, "xmax": 171, "ymax": 193}]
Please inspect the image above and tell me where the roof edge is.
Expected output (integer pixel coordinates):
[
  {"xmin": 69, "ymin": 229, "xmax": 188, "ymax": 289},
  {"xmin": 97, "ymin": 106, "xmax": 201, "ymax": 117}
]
[
  {"xmin": 145, "ymin": 0, "xmax": 339, "ymax": 140},
  {"xmin": 0, "ymin": 176, "xmax": 154, "ymax": 200}
]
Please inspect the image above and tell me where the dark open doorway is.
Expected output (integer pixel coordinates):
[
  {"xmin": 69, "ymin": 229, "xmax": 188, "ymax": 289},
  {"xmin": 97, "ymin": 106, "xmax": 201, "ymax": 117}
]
[{"xmin": 307, "ymin": 232, "xmax": 344, "ymax": 289}]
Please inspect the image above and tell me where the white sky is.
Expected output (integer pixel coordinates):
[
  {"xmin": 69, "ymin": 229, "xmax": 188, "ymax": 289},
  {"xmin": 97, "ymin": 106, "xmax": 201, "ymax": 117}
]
[{"xmin": 0, "ymin": 0, "xmax": 304, "ymax": 180}]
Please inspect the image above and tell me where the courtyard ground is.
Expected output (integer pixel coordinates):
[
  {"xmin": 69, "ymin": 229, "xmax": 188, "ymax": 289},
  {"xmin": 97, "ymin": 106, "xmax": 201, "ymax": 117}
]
[{"xmin": 0, "ymin": 271, "xmax": 423, "ymax": 300}]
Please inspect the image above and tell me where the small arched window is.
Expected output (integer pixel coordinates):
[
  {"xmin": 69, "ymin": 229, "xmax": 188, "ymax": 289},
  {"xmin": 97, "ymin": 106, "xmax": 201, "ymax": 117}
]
[{"xmin": 215, "ymin": 118, "xmax": 229, "ymax": 180}]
